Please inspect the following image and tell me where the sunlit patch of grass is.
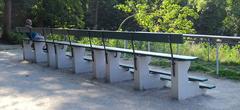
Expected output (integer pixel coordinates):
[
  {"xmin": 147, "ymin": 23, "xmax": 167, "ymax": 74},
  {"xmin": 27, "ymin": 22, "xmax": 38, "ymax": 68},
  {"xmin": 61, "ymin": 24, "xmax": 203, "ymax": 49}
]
[{"xmin": 150, "ymin": 59, "xmax": 240, "ymax": 80}]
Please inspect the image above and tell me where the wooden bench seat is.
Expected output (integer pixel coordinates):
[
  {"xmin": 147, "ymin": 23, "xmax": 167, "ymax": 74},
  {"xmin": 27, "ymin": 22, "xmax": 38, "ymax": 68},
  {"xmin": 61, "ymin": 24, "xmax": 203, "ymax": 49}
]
[
  {"xmin": 119, "ymin": 63, "xmax": 208, "ymax": 82},
  {"xmin": 50, "ymin": 41, "xmax": 197, "ymax": 61},
  {"xmin": 83, "ymin": 56, "xmax": 93, "ymax": 62},
  {"xmin": 160, "ymin": 75, "xmax": 216, "ymax": 89},
  {"xmin": 199, "ymin": 83, "xmax": 216, "ymax": 89},
  {"xmin": 45, "ymin": 41, "xmax": 196, "ymax": 62}
]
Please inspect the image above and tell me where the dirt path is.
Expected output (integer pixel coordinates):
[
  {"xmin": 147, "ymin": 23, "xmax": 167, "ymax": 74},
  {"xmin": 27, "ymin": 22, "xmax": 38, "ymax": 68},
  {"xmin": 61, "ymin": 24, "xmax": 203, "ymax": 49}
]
[{"xmin": 0, "ymin": 44, "xmax": 240, "ymax": 110}]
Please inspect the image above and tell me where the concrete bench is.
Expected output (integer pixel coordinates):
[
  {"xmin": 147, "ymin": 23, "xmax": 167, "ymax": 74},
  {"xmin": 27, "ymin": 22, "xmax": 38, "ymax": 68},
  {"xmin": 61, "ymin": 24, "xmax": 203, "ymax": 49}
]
[
  {"xmin": 46, "ymin": 41, "xmax": 92, "ymax": 74},
  {"xmin": 22, "ymin": 38, "xmax": 48, "ymax": 63},
  {"xmin": 97, "ymin": 46, "xmax": 214, "ymax": 100},
  {"xmin": 160, "ymin": 75, "xmax": 216, "ymax": 89},
  {"xmin": 17, "ymin": 27, "xmax": 216, "ymax": 100},
  {"xmin": 22, "ymin": 39, "xmax": 35, "ymax": 62},
  {"xmin": 119, "ymin": 63, "xmax": 215, "ymax": 89},
  {"xmin": 119, "ymin": 63, "xmax": 208, "ymax": 82},
  {"xmin": 26, "ymin": 39, "xmax": 212, "ymax": 100}
]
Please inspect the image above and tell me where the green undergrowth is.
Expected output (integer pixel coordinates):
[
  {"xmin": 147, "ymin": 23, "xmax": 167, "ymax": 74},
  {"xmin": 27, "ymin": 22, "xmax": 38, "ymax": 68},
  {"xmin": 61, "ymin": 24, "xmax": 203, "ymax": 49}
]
[{"xmin": 150, "ymin": 58, "xmax": 240, "ymax": 80}]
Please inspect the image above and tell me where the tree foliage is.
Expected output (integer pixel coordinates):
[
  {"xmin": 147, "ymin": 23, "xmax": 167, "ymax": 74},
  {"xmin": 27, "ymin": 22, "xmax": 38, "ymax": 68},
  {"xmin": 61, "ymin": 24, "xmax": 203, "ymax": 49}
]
[
  {"xmin": 31, "ymin": 0, "xmax": 86, "ymax": 28},
  {"xmin": 116, "ymin": 0, "xmax": 198, "ymax": 33},
  {"xmin": 195, "ymin": 0, "xmax": 226, "ymax": 35},
  {"xmin": 1, "ymin": 0, "xmax": 12, "ymax": 42},
  {"xmin": 86, "ymin": 0, "xmax": 128, "ymax": 30},
  {"xmin": 223, "ymin": 0, "xmax": 240, "ymax": 35},
  {"xmin": 1, "ymin": 0, "xmax": 240, "ymax": 38}
]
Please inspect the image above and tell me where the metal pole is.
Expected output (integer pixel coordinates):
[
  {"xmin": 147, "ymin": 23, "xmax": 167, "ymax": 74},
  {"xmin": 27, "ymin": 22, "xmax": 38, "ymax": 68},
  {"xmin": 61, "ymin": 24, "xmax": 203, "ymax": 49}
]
[
  {"xmin": 208, "ymin": 38, "xmax": 210, "ymax": 62},
  {"xmin": 168, "ymin": 36, "xmax": 175, "ymax": 77},
  {"xmin": 216, "ymin": 42, "xmax": 219, "ymax": 75},
  {"xmin": 148, "ymin": 42, "xmax": 150, "ymax": 51},
  {"xmin": 124, "ymin": 40, "xmax": 128, "ymax": 57},
  {"xmin": 176, "ymin": 44, "xmax": 179, "ymax": 54}
]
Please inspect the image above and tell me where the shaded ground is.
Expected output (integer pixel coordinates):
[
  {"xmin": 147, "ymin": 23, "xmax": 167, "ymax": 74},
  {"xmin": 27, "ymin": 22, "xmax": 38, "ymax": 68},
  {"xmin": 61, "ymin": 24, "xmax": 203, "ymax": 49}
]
[{"xmin": 0, "ymin": 44, "xmax": 240, "ymax": 110}]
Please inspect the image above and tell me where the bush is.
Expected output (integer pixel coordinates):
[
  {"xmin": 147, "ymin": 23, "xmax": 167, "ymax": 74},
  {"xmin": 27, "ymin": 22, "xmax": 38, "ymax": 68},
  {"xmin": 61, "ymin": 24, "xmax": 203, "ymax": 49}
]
[{"xmin": 8, "ymin": 32, "xmax": 26, "ymax": 44}]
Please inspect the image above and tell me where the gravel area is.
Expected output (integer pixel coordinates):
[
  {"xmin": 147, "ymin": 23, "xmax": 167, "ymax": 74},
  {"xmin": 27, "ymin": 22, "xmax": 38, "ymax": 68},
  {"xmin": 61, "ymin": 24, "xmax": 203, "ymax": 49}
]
[{"xmin": 0, "ymin": 44, "xmax": 240, "ymax": 110}]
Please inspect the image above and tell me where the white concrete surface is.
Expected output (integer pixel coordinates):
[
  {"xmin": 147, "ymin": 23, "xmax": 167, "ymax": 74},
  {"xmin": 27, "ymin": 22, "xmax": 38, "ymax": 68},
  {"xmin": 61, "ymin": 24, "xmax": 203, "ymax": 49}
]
[
  {"xmin": 55, "ymin": 44, "xmax": 73, "ymax": 69},
  {"xmin": 34, "ymin": 42, "xmax": 47, "ymax": 63},
  {"xmin": 1, "ymin": 44, "xmax": 240, "ymax": 110},
  {"xmin": 171, "ymin": 61, "xmax": 205, "ymax": 100},
  {"xmin": 22, "ymin": 40, "xmax": 35, "ymax": 62},
  {"xmin": 47, "ymin": 43, "xmax": 57, "ymax": 68},
  {"xmin": 134, "ymin": 55, "xmax": 166, "ymax": 90},
  {"xmin": 92, "ymin": 49, "xmax": 106, "ymax": 79},
  {"xmin": 106, "ymin": 52, "xmax": 132, "ymax": 83},
  {"xmin": 72, "ymin": 47, "xmax": 92, "ymax": 74}
]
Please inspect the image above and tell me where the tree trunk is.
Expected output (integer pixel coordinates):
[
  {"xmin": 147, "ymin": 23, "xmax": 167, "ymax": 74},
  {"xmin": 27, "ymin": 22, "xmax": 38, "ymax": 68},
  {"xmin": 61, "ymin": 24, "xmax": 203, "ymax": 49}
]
[
  {"xmin": 1, "ymin": 0, "xmax": 12, "ymax": 42},
  {"xmin": 94, "ymin": 0, "xmax": 99, "ymax": 30}
]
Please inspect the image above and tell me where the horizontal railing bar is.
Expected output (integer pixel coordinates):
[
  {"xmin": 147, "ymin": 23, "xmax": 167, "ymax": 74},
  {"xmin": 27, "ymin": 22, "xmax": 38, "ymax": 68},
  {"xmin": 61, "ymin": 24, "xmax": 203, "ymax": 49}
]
[
  {"xmin": 16, "ymin": 27, "xmax": 183, "ymax": 43},
  {"xmin": 16, "ymin": 27, "xmax": 240, "ymax": 44},
  {"xmin": 183, "ymin": 34, "xmax": 240, "ymax": 40}
]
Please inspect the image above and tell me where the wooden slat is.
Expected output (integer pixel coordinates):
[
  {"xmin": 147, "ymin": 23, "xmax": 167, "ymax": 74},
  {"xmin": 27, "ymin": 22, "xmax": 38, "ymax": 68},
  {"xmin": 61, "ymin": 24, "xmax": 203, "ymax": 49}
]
[
  {"xmin": 135, "ymin": 50, "xmax": 197, "ymax": 61},
  {"xmin": 96, "ymin": 30, "xmax": 183, "ymax": 43},
  {"xmin": 51, "ymin": 28, "xmax": 68, "ymax": 35},
  {"xmin": 131, "ymin": 32, "xmax": 183, "ymax": 43},
  {"xmin": 103, "ymin": 31, "xmax": 132, "ymax": 40},
  {"xmin": 31, "ymin": 28, "xmax": 44, "ymax": 34},
  {"xmin": 68, "ymin": 29, "xmax": 89, "ymax": 37},
  {"xmin": 88, "ymin": 30, "xmax": 102, "ymax": 38},
  {"xmin": 16, "ymin": 27, "xmax": 30, "ymax": 33},
  {"xmin": 199, "ymin": 83, "xmax": 216, "ymax": 89},
  {"xmin": 17, "ymin": 27, "xmax": 183, "ymax": 43}
]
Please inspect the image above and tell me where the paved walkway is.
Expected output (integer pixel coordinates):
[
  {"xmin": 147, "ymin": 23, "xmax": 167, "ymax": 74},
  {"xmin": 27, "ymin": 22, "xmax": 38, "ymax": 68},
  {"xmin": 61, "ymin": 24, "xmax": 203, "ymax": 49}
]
[{"xmin": 0, "ymin": 44, "xmax": 240, "ymax": 110}]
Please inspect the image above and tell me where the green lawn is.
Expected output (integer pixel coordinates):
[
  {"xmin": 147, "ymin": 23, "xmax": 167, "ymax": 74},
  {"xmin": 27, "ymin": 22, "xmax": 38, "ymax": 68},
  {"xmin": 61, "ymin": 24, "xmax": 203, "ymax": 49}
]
[{"xmin": 151, "ymin": 58, "xmax": 240, "ymax": 80}]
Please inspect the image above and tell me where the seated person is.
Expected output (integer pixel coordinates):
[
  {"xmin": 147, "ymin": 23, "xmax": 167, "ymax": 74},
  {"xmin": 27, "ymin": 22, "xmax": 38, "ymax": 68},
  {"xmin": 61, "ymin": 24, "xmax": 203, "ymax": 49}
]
[
  {"xmin": 25, "ymin": 19, "xmax": 45, "ymax": 41},
  {"xmin": 25, "ymin": 19, "xmax": 46, "ymax": 50}
]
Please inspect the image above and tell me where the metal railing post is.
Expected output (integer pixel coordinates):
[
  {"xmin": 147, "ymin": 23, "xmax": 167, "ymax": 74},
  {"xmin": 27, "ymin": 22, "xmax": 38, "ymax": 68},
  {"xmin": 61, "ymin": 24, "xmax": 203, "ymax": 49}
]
[
  {"xmin": 148, "ymin": 42, "xmax": 150, "ymax": 51},
  {"xmin": 208, "ymin": 38, "xmax": 210, "ymax": 62},
  {"xmin": 124, "ymin": 40, "xmax": 128, "ymax": 57},
  {"xmin": 216, "ymin": 41, "xmax": 220, "ymax": 75}
]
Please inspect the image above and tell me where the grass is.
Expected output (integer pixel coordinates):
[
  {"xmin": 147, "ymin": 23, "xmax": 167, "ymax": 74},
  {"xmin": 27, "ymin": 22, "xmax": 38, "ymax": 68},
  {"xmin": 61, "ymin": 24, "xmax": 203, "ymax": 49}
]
[{"xmin": 150, "ymin": 58, "xmax": 240, "ymax": 80}]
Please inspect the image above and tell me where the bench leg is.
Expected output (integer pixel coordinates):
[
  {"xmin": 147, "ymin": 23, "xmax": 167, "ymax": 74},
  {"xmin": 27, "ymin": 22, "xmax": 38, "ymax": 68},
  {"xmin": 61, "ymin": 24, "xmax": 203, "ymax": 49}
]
[
  {"xmin": 34, "ymin": 42, "xmax": 47, "ymax": 63},
  {"xmin": 47, "ymin": 43, "xmax": 57, "ymax": 68},
  {"xmin": 134, "ymin": 55, "xmax": 166, "ymax": 90},
  {"xmin": 23, "ymin": 40, "xmax": 35, "ymax": 62},
  {"xmin": 73, "ymin": 47, "xmax": 92, "ymax": 74},
  {"xmin": 106, "ymin": 52, "xmax": 132, "ymax": 83},
  {"xmin": 93, "ymin": 49, "xmax": 106, "ymax": 79},
  {"xmin": 171, "ymin": 61, "xmax": 205, "ymax": 100},
  {"xmin": 55, "ymin": 44, "xmax": 73, "ymax": 69}
]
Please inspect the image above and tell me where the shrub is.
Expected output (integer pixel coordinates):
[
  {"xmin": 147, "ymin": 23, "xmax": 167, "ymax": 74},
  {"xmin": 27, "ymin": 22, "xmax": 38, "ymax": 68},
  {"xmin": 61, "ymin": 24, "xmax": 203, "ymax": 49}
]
[{"xmin": 8, "ymin": 32, "xmax": 25, "ymax": 44}]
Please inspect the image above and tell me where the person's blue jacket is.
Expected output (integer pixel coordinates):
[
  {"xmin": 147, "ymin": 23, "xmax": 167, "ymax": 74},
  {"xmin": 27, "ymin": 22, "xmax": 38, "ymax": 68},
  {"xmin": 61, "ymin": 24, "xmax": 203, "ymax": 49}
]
[{"xmin": 26, "ymin": 32, "xmax": 38, "ymax": 40}]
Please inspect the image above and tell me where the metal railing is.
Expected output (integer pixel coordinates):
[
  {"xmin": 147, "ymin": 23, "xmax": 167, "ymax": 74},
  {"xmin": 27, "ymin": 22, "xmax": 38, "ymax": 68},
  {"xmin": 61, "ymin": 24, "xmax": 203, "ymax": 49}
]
[{"xmin": 181, "ymin": 34, "xmax": 239, "ymax": 75}]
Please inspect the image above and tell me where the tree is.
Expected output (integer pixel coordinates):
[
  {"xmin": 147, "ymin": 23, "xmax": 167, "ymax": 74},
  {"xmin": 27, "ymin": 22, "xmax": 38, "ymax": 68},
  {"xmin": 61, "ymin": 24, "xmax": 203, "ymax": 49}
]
[
  {"xmin": 11, "ymin": 0, "xmax": 38, "ymax": 28},
  {"xmin": 223, "ymin": 0, "xmax": 240, "ymax": 35},
  {"xmin": 1, "ymin": 0, "xmax": 12, "ymax": 42},
  {"xmin": 31, "ymin": 0, "xmax": 86, "ymax": 28},
  {"xmin": 0, "ymin": 0, "xmax": 4, "ymax": 26},
  {"xmin": 194, "ymin": 0, "xmax": 226, "ymax": 35},
  {"xmin": 86, "ymin": 0, "xmax": 128, "ymax": 30},
  {"xmin": 116, "ymin": 0, "xmax": 198, "ymax": 33}
]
